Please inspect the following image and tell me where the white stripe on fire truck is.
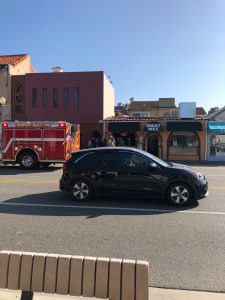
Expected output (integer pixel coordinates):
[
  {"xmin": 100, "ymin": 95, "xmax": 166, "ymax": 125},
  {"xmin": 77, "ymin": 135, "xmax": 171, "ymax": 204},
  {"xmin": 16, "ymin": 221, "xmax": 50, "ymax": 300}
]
[{"xmin": 3, "ymin": 138, "xmax": 65, "ymax": 153}]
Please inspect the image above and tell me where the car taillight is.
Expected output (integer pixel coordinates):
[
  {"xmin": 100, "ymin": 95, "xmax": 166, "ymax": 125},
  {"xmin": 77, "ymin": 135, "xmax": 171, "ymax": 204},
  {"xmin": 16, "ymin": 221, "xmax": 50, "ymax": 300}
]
[{"xmin": 63, "ymin": 161, "xmax": 68, "ymax": 171}]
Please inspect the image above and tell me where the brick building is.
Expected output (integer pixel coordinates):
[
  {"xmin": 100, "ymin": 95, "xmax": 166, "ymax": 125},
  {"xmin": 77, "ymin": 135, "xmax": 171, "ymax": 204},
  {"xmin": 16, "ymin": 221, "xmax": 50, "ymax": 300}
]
[{"xmin": 11, "ymin": 70, "xmax": 115, "ymax": 147}]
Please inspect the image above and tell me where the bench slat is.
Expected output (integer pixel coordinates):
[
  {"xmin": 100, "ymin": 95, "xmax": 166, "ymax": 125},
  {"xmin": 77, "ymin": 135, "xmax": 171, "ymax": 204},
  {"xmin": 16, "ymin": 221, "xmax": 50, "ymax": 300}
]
[
  {"xmin": 8, "ymin": 253, "xmax": 21, "ymax": 290},
  {"xmin": 31, "ymin": 254, "xmax": 46, "ymax": 292},
  {"xmin": 44, "ymin": 255, "xmax": 58, "ymax": 294},
  {"xmin": 95, "ymin": 257, "xmax": 109, "ymax": 299},
  {"xmin": 56, "ymin": 255, "xmax": 71, "ymax": 295},
  {"xmin": 136, "ymin": 261, "xmax": 149, "ymax": 300},
  {"xmin": 82, "ymin": 257, "xmax": 96, "ymax": 297},
  {"xmin": 108, "ymin": 258, "xmax": 122, "ymax": 300},
  {"xmin": 20, "ymin": 253, "xmax": 34, "ymax": 291},
  {"xmin": 69, "ymin": 256, "xmax": 84, "ymax": 296},
  {"xmin": 121, "ymin": 259, "xmax": 135, "ymax": 300},
  {"xmin": 0, "ymin": 251, "xmax": 10, "ymax": 289}
]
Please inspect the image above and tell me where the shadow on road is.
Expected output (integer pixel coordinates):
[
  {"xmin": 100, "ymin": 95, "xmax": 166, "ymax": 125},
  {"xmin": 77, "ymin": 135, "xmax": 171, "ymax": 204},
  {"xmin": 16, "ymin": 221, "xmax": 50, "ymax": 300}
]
[
  {"xmin": 0, "ymin": 165, "xmax": 62, "ymax": 175},
  {"xmin": 0, "ymin": 191, "xmax": 198, "ymax": 217}
]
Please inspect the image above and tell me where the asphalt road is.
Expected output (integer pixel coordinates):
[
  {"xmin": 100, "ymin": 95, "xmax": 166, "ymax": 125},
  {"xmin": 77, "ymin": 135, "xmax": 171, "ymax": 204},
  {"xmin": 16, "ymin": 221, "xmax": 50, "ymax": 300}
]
[{"xmin": 0, "ymin": 164, "xmax": 225, "ymax": 292}]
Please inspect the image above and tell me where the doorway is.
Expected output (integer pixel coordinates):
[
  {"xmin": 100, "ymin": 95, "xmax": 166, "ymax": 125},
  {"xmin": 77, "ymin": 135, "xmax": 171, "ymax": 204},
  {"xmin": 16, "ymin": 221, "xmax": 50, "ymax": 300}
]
[{"xmin": 145, "ymin": 133, "xmax": 162, "ymax": 158}]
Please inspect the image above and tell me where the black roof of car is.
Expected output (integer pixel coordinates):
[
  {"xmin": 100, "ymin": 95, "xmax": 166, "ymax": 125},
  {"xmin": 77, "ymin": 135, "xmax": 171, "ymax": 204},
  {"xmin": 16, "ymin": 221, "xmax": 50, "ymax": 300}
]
[{"xmin": 72, "ymin": 147, "xmax": 138, "ymax": 155}]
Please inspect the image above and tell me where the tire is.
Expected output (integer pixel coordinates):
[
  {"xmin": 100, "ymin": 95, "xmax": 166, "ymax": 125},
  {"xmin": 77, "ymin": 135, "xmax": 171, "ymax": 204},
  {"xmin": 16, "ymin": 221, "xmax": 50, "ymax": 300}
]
[
  {"xmin": 18, "ymin": 151, "xmax": 39, "ymax": 170},
  {"xmin": 166, "ymin": 182, "xmax": 194, "ymax": 206},
  {"xmin": 71, "ymin": 179, "xmax": 93, "ymax": 201}
]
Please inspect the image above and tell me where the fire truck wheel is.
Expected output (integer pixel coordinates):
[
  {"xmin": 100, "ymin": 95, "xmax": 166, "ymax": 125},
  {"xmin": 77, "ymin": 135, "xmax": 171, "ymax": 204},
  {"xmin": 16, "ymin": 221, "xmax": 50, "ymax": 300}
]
[
  {"xmin": 18, "ymin": 151, "xmax": 39, "ymax": 170},
  {"xmin": 71, "ymin": 179, "xmax": 93, "ymax": 201}
]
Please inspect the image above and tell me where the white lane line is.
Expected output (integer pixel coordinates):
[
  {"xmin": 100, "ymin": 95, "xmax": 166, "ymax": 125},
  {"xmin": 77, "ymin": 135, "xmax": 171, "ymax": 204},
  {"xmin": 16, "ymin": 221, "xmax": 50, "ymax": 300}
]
[
  {"xmin": 206, "ymin": 175, "xmax": 225, "ymax": 177},
  {"xmin": 0, "ymin": 202, "xmax": 225, "ymax": 215}
]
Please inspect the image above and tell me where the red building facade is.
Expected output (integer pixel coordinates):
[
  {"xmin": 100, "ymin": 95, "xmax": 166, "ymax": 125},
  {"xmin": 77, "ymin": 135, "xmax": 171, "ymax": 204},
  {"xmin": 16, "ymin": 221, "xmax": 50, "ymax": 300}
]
[{"xmin": 11, "ymin": 71, "xmax": 115, "ymax": 147}]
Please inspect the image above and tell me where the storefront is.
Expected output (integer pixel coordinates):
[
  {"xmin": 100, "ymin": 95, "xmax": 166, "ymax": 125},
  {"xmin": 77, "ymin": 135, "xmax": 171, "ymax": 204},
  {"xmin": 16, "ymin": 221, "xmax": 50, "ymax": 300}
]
[
  {"xmin": 104, "ymin": 117, "xmax": 207, "ymax": 161},
  {"xmin": 167, "ymin": 121, "xmax": 203, "ymax": 161},
  {"xmin": 207, "ymin": 122, "xmax": 225, "ymax": 161},
  {"xmin": 107, "ymin": 121, "xmax": 140, "ymax": 148},
  {"xmin": 144, "ymin": 121, "xmax": 163, "ymax": 158}
]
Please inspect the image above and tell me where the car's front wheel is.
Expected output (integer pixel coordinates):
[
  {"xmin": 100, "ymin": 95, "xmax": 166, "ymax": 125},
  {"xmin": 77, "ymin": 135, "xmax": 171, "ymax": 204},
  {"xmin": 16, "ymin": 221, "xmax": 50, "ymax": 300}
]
[
  {"xmin": 71, "ymin": 179, "xmax": 93, "ymax": 201},
  {"xmin": 167, "ymin": 183, "xmax": 194, "ymax": 206}
]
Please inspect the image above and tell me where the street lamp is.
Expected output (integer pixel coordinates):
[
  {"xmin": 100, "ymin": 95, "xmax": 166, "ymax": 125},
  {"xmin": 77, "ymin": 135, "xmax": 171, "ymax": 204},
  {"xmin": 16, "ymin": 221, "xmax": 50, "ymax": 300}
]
[{"xmin": 0, "ymin": 97, "xmax": 6, "ymax": 121}]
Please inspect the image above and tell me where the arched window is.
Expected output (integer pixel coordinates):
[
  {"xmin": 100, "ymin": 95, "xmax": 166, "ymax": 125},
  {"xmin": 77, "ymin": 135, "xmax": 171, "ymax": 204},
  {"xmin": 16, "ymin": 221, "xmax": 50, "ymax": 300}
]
[{"xmin": 168, "ymin": 131, "xmax": 199, "ymax": 155}]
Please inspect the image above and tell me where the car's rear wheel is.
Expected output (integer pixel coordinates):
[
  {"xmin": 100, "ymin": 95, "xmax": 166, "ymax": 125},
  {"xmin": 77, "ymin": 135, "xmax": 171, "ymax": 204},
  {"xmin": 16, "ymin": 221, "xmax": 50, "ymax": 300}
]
[
  {"xmin": 71, "ymin": 179, "xmax": 93, "ymax": 201},
  {"xmin": 167, "ymin": 183, "xmax": 194, "ymax": 206}
]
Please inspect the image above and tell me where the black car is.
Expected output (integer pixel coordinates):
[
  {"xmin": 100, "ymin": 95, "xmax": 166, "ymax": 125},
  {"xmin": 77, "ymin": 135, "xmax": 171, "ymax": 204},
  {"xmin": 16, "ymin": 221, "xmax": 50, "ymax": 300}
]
[{"xmin": 60, "ymin": 147, "xmax": 208, "ymax": 206}]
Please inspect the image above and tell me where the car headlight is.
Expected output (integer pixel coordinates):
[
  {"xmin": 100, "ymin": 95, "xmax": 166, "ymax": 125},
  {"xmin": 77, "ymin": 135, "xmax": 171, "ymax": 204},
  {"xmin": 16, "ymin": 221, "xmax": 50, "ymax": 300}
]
[
  {"xmin": 187, "ymin": 170, "xmax": 205, "ymax": 180},
  {"xmin": 194, "ymin": 172, "xmax": 205, "ymax": 180}
]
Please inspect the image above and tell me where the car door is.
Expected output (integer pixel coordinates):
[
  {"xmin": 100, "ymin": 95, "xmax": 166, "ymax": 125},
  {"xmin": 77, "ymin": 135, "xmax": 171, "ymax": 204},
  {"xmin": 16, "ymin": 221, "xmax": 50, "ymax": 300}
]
[
  {"xmin": 93, "ymin": 151, "xmax": 123, "ymax": 192},
  {"xmin": 118, "ymin": 151, "xmax": 163, "ymax": 197}
]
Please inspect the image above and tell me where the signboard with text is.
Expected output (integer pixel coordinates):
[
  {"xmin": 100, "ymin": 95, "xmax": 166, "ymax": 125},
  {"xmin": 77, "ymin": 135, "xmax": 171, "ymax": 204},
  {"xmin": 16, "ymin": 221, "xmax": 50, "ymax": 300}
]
[{"xmin": 144, "ymin": 122, "xmax": 163, "ymax": 132}]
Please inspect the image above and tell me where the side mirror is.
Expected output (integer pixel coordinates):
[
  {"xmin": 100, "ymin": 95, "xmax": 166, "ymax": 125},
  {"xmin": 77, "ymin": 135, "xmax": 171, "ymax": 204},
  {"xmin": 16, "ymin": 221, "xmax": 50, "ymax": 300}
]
[{"xmin": 149, "ymin": 162, "xmax": 158, "ymax": 169}]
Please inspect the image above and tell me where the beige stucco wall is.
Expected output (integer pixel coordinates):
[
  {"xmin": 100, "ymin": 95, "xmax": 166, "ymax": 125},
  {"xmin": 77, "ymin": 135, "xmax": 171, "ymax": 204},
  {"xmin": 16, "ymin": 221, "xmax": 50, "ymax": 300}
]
[
  {"xmin": 130, "ymin": 107, "xmax": 174, "ymax": 118},
  {"xmin": 0, "ymin": 57, "xmax": 32, "ymax": 120},
  {"xmin": 103, "ymin": 74, "xmax": 115, "ymax": 119}
]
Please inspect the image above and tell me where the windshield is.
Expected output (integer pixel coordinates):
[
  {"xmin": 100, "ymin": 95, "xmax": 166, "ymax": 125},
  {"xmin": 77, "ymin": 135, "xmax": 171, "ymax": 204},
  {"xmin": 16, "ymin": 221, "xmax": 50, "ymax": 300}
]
[{"xmin": 134, "ymin": 148, "xmax": 169, "ymax": 167}]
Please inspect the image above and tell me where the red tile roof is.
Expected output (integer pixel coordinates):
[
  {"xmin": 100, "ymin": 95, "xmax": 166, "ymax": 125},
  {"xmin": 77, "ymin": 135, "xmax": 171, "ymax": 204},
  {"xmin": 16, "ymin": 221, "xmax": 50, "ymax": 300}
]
[
  {"xmin": 104, "ymin": 115, "xmax": 208, "ymax": 121},
  {"xmin": 0, "ymin": 54, "xmax": 29, "ymax": 66},
  {"xmin": 196, "ymin": 107, "xmax": 207, "ymax": 115}
]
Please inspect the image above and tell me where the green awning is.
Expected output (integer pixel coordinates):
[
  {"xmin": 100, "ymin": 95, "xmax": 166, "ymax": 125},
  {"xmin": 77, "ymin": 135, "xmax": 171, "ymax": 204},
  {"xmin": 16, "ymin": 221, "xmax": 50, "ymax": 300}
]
[{"xmin": 208, "ymin": 123, "xmax": 225, "ymax": 133}]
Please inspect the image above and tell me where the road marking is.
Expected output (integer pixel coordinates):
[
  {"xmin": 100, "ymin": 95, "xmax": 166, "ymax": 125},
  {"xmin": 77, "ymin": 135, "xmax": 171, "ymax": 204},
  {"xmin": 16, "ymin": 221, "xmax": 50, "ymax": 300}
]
[
  {"xmin": 0, "ymin": 180, "xmax": 57, "ymax": 184},
  {"xmin": 1, "ymin": 202, "xmax": 225, "ymax": 216},
  {"xmin": 206, "ymin": 175, "xmax": 225, "ymax": 177},
  {"xmin": 209, "ymin": 186, "xmax": 225, "ymax": 190}
]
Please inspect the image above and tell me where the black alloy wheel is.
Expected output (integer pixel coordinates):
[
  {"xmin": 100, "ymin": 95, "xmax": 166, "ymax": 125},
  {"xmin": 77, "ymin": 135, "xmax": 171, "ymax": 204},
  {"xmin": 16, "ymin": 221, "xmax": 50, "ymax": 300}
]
[
  {"xmin": 71, "ymin": 179, "xmax": 93, "ymax": 201},
  {"xmin": 167, "ymin": 183, "xmax": 194, "ymax": 206}
]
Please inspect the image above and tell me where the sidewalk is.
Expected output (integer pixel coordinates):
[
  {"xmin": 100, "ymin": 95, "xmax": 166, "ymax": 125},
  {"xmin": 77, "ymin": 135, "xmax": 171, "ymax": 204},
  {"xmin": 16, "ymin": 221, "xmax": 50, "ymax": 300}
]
[
  {"xmin": 149, "ymin": 287, "xmax": 225, "ymax": 299},
  {"xmin": 1, "ymin": 288, "xmax": 225, "ymax": 299}
]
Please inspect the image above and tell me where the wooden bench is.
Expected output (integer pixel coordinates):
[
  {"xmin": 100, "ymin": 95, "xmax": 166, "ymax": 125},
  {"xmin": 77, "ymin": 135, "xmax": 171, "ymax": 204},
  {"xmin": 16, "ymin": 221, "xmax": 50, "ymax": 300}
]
[{"xmin": 0, "ymin": 251, "xmax": 149, "ymax": 300}]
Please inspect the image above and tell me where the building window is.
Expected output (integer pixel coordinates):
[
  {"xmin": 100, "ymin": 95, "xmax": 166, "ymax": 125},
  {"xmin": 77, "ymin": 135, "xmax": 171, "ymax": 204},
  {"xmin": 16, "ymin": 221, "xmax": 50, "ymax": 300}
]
[
  {"xmin": 210, "ymin": 134, "xmax": 225, "ymax": 156},
  {"xmin": 163, "ymin": 112, "xmax": 170, "ymax": 117},
  {"xmin": 168, "ymin": 131, "xmax": 199, "ymax": 155},
  {"xmin": 15, "ymin": 84, "xmax": 22, "ymax": 92},
  {"xmin": 74, "ymin": 87, "xmax": 80, "ymax": 108},
  {"xmin": 131, "ymin": 112, "xmax": 150, "ymax": 117},
  {"xmin": 15, "ymin": 95, "xmax": 22, "ymax": 103},
  {"xmin": 43, "ymin": 88, "xmax": 48, "ymax": 109},
  {"xmin": 32, "ymin": 88, "xmax": 37, "ymax": 108},
  {"xmin": 64, "ymin": 87, "xmax": 69, "ymax": 108},
  {"xmin": 15, "ymin": 106, "xmax": 22, "ymax": 113},
  {"xmin": 53, "ymin": 88, "xmax": 58, "ymax": 108},
  {"xmin": 170, "ymin": 109, "xmax": 178, "ymax": 117}
]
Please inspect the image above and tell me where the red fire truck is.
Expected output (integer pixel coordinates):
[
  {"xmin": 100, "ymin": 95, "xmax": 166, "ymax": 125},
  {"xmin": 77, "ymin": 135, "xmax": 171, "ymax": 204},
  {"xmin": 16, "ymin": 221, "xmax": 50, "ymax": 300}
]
[{"xmin": 0, "ymin": 121, "xmax": 80, "ymax": 169}]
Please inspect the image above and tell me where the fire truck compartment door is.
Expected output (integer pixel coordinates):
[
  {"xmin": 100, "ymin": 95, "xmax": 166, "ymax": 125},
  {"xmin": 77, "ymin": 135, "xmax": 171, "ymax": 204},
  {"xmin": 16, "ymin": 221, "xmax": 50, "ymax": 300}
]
[
  {"xmin": 43, "ymin": 129, "xmax": 65, "ymax": 160},
  {"xmin": 2, "ymin": 129, "xmax": 14, "ymax": 159}
]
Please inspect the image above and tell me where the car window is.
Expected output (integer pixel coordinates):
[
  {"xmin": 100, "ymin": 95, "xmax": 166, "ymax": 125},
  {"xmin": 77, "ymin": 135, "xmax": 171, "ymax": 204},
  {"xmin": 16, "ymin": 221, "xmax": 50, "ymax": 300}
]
[
  {"xmin": 119, "ymin": 152, "xmax": 151, "ymax": 169},
  {"xmin": 75, "ymin": 152, "xmax": 96, "ymax": 169},
  {"xmin": 94, "ymin": 152, "xmax": 121, "ymax": 170}
]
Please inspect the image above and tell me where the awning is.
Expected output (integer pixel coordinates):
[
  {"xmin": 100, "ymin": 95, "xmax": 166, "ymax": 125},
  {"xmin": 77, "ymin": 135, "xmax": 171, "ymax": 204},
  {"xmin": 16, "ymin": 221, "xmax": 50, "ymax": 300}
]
[
  {"xmin": 208, "ymin": 122, "xmax": 225, "ymax": 133},
  {"xmin": 108, "ymin": 122, "xmax": 140, "ymax": 132},
  {"xmin": 167, "ymin": 121, "xmax": 202, "ymax": 131}
]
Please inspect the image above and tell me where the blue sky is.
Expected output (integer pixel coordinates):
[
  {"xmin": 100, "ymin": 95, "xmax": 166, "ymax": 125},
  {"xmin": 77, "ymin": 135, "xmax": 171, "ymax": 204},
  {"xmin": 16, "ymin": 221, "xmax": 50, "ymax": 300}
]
[{"xmin": 1, "ymin": 0, "xmax": 225, "ymax": 111}]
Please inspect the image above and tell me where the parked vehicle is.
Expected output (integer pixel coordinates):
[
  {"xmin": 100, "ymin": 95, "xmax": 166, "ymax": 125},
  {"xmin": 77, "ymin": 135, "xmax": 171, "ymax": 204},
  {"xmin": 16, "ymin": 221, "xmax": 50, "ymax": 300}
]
[
  {"xmin": 60, "ymin": 147, "xmax": 208, "ymax": 206},
  {"xmin": 0, "ymin": 121, "xmax": 80, "ymax": 169}
]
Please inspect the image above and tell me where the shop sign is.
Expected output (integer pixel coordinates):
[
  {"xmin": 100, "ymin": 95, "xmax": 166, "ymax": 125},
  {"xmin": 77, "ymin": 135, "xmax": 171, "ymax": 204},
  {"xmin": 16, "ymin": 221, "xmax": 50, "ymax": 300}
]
[{"xmin": 144, "ymin": 122, "xmax": 163, "ymax": 132}]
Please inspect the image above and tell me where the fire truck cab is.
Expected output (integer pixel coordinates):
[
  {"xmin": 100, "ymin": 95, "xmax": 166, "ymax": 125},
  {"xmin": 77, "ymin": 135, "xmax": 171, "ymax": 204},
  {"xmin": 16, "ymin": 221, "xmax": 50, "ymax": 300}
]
[{"xmin": 0, "ymin": 121, "xmax": 80, "ymax": 169}]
